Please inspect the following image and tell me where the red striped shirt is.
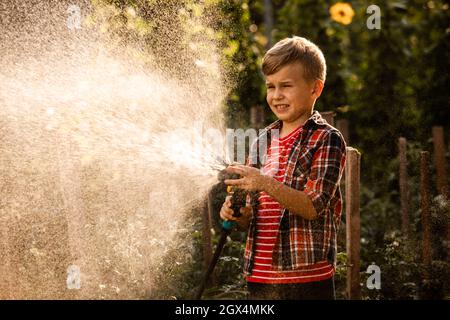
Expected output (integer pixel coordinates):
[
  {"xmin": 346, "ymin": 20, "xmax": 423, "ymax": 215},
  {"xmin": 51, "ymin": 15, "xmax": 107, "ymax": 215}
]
[{"xmin": 246, "ymin": 125, "xmax": 334, "ymax": 284}]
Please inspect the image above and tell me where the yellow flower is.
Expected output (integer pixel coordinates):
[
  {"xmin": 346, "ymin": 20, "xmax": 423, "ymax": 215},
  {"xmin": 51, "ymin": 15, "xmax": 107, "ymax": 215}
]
[{"xmin": 329, "ymin": 2, "xmax": 355, "ymax": 25}]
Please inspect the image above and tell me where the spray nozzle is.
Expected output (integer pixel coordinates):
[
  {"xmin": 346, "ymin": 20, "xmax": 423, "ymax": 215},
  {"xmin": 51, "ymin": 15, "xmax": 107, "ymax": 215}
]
[
  {"xmin": 210, "ymin": 160, "xmax": 247, "ymax": 227},
  {"xmin": 220, "ymin": 173, "xmax": 246, "ymax": 220},
  {"xmin": 217, "ymin": 170, "xmax": 240, "ymax": 183}
]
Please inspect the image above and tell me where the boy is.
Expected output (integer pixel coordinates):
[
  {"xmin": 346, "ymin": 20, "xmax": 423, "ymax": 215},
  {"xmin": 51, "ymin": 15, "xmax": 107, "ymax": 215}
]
[{"xmin": 220, "ymin": 36, "xmax": 347, "ymax": 300}]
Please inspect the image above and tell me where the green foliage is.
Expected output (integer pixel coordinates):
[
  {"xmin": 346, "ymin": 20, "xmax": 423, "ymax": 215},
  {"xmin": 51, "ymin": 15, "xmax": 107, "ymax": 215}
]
[
  {"xmin": 363, "ymin": 232, "xmax": 421, "ymax": 300},
  {"xmin": 202, "ymin": 233, "xmax": 248, "ymax": 299},
  {"xmin": 334, "ymin": 251, "xmax": 349, "ymax": 299},
  {"xmin": 151, "ymin": 211, "xmax": 248, "ymax": 300},
  {"xmin": 357, "ymin": 139, "xmax": 450, "ymax": 299},
  {"xmin": 215, "ymin": 0, "xmax": 267, "ymax": 127}
]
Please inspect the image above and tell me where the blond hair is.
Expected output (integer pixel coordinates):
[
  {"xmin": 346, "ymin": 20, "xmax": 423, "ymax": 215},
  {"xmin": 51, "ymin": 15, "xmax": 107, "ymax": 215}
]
[{"xmin": 262, "ymin": 36, "xmax": 327, "ymax": 82}]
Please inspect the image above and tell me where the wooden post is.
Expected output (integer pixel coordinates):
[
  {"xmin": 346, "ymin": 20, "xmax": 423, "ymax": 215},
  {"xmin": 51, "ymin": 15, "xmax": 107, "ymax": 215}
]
[
  {"xmin": 345, "ymin": 147, "xmax": 361, "ymax": 300},
  {"xmin": 202, "ymin": 192, "xmax": 212, "ymax": 275},
  {"xmin": 398, "ymin": 137, "xmax": 410, "ymax": 237},
  {"xmin": 336, "ymin": 119, "xmax": 349, "ymax": 145},
  {"xmin": 432, "ymin": 127, "xmax": 448, "ymax": 198},
  {"xmin": 336, "ymin": 120, "xmax": 349, "ymax": 252},
  {"xmin": 250, "ymin": 105, "xmax": 265, "ymax": 129},
  {"xmin": 432, "ymin": 127, "xmax": 450, "ymax": 262},
  {"xmin": 321, "ymin": 111, "xmax": 336, "ymax": 127},
  {"xmin": 420, "ymin": 151, "xmax": 432, "ymax": 278},
  {"xmin": 336, "ymin": 120, "xmax": 349, "ymax": 257}
]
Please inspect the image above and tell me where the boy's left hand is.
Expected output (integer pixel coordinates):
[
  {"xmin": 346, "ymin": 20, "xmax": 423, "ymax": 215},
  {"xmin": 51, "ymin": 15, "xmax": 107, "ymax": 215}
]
[{"xmin": 224, "ymin": 164, "xmax": 268, "ymax": 192}]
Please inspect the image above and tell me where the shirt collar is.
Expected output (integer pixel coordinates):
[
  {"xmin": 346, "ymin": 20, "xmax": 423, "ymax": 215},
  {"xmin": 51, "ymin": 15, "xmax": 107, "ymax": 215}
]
[{"xmin": 265, "ymin": 110, "xmax": 326, "ymax": 132}]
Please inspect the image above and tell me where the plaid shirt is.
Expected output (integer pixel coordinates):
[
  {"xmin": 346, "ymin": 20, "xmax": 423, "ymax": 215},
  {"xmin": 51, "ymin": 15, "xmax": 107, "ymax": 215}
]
[{"xmin": 244, "ymin": 111, "xmax": 347, "ymax": 274}]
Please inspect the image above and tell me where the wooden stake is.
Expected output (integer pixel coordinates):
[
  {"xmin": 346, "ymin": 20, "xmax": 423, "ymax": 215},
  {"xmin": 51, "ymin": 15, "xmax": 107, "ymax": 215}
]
[
  {"xmin": 337, "ymin": 121, "xmax": 349, "ymax": 254},
  {"xmin": 345, "ymin": 147, "xmax": 361, "ymax": 300},
  {"xmin": 432, "ymin": 127, "xmax": 450, "ymax": 262},
  {"xmin": 250, "ymin": 105, "xmax": 265, "ymax": 129},
  {"xmin": 336, "ymin": 119, "xmax": 349, "ymax": 145},
  {"xmin": 432, "ymin": 127, "xmax": 448, "ymax": 198},
  {"xmin": 420, "ymin": 151, "xmax": 432, "ymax": 278},
  {"xmin": 321, "ymin": 111, "xmax": 336, "ymax": 127},
  {"xmin": 399, "ymin": 137, "xmax": 410, "ymax": 237},
  {"xmin": 202, "ymin": 192, "xmax": 212, "ymax": 274}
]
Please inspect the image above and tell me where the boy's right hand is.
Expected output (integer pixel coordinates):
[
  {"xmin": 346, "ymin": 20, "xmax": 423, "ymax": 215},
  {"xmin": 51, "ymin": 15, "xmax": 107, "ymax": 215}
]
[{"xmin": 219, "ymin": 195, "xmax": 252, "ymax": 222}]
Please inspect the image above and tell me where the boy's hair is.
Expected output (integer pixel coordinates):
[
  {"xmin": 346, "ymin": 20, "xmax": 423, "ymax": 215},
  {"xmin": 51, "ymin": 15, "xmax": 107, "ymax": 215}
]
[{"xmin": 262, "ymin": 36, "xmax": 327, "ymax": 83}]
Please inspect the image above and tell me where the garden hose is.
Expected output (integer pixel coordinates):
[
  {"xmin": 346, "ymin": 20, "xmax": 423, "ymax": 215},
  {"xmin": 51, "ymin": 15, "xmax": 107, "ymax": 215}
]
[{"xmin": 194, "ymin": 172, "xmax": 247, "ymax": 300}]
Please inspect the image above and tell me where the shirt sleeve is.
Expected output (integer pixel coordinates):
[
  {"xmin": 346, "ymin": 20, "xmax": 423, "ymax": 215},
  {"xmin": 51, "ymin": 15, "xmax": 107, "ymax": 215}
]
[{"xmin": 303, "ymin": 130, "xmax": 347, "ymax": 217}]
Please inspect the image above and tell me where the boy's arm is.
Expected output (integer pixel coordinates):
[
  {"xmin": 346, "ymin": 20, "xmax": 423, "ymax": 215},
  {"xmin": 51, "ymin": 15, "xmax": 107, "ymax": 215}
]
[
  {"xmin": 261, "ymin": 178, "xmax": 318, "ymax": 220},
  {"xmin": 225, "ymin": 130, "xmax": 346, "ymax": 220},
  {"xmin": 300, "ymin": 130, "xmax": 346, "ymax": 218}
]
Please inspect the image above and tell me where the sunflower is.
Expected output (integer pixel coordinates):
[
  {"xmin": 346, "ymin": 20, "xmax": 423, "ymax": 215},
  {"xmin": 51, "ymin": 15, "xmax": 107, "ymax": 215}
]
[{"xmin": 329, "ymin": 2, "xmax": 355, "ymax": 25}]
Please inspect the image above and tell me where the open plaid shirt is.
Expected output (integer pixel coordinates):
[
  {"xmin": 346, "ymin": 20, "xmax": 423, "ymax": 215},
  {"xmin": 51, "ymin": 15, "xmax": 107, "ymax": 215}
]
[{"xmin": 244, "ymin": 111, "xmax": 347, "ymax": 274}]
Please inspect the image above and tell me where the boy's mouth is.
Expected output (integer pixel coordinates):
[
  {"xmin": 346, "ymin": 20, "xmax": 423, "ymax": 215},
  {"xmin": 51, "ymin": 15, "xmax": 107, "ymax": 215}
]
[{"xmin": 274, "ymin": 104, "xmax": 289, "ymax": 112}]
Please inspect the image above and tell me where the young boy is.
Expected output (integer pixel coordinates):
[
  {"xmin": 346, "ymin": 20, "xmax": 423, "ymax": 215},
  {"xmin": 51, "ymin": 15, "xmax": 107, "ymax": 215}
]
[{"xmin": 220, "ymin": 36, "xmax": 347, "ymax": 300}]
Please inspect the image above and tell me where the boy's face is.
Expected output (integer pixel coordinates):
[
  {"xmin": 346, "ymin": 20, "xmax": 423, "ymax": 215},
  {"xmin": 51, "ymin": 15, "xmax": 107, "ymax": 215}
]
[{"xmin": 265, "ymin": 62, "xmax": 322, "ymax": 127}]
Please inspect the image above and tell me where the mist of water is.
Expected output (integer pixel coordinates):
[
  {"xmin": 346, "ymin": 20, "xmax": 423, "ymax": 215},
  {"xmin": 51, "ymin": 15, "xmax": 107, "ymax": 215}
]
[{"xmin": 0, "ymin": 0, "xmax": 229, "ymax": 299}]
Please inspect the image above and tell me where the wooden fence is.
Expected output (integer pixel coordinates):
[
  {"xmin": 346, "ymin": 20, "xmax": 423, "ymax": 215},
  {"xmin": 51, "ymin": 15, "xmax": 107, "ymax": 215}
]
[{"xmin": 202, "ymin": 114, "xmax": 448, "ymax": 299}]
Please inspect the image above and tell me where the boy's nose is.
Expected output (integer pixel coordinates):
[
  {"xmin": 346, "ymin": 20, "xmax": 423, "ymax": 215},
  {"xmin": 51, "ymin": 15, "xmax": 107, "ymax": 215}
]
[{"xmin": 273, "ymin": 88, "xmax": 284, "ymax": 99}]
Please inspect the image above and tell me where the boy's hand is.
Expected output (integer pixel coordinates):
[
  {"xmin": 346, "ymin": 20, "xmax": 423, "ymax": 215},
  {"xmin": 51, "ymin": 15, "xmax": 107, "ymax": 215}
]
[
  {"xmin": 219, "ymin": 195, "xmax": 252, "ymax": 226},
  {"xmin": 224, "ymin": 164, "xmax": 268, "ymax": 192},
  {"xmin": 219, "ymin": 195, "xmax": 235, "ymax": 221}
]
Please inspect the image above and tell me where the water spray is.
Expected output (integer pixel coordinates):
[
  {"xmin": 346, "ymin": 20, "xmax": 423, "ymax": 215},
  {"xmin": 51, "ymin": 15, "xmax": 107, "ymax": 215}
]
[{"xmin": 0, "ymin": 1, "xmax": 228, "ymax": 299}]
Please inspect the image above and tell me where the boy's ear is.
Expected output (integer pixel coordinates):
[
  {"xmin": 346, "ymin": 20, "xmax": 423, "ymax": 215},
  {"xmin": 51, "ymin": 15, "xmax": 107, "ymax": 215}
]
[{"xmin": 311, "ymin": 80, "xmax": 324, "ymax": 97}]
